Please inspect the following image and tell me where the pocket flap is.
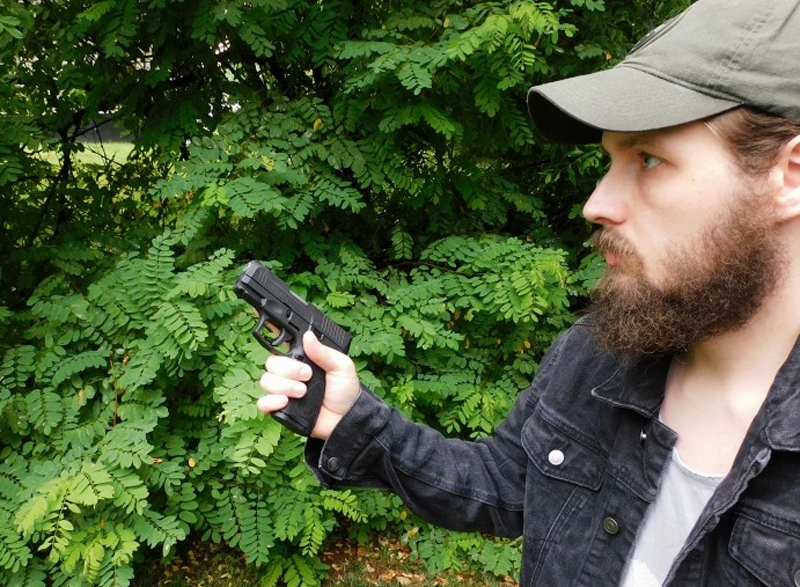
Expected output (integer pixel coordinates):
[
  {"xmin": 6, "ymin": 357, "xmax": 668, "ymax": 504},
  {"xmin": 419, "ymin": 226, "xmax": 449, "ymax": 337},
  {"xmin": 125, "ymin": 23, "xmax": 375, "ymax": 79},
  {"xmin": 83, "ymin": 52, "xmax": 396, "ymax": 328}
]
[
  {"xmin": 729, "ymin": 509, "xmax": 800, "ymax": 587},
  {"xmin": 521, "ymin": 406, "xmax": 606, "ymax": 490}
]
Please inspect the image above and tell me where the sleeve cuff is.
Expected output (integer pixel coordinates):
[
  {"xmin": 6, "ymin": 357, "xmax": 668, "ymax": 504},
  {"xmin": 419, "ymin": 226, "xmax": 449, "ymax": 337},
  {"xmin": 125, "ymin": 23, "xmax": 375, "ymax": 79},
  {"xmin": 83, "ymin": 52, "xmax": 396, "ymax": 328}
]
[{"xmin": 304, "ymin": 384, "xmax": 391, "ymax": 486}]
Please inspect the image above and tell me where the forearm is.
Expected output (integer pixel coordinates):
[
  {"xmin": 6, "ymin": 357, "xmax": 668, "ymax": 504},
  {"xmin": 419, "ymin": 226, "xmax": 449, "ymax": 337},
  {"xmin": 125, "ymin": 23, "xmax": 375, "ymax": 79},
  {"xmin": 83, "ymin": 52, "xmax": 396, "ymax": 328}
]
[{"xmin": 305, "ymin": 385, "xmax": 527, "ymax": 537}]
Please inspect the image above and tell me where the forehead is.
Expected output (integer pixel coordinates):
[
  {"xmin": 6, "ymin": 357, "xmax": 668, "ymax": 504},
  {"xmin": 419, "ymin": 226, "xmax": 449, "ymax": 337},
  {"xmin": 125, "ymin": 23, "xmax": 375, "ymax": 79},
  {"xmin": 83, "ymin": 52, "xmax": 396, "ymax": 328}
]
[{"xmin": 600, "ymin": 121, "xmax": 727, "ymax": 155}]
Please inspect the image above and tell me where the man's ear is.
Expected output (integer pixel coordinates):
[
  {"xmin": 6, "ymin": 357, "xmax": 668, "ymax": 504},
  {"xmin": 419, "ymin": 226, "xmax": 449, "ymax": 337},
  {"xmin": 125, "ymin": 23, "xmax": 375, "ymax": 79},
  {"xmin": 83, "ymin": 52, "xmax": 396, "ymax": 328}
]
[{"xmin": 774, "ymin": 135, "xmax": 800, "ymax": 221}]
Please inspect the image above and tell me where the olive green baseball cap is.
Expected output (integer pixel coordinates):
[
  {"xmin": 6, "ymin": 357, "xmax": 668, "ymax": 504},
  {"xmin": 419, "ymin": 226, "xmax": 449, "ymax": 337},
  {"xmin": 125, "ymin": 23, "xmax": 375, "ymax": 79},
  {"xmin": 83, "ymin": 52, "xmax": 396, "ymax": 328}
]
[{"xmin": 527, "ymin": 0, "xmax": 800, "ymax": 144}]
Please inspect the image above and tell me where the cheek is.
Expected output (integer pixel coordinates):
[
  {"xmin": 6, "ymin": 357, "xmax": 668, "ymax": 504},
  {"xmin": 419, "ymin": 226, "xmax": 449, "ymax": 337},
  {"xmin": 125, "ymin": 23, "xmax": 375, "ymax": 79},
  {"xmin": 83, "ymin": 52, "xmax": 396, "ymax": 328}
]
[
  {"xmin": 628, "ymin": 226, "xmax": 674, "ymax": 274},
  {"xmin": 637, "ymin": 189, "xmax": 724, "ymax": 256},
  {"xmin": 635, "ymin": 230, "xmax": 696, "ymax": 285}
]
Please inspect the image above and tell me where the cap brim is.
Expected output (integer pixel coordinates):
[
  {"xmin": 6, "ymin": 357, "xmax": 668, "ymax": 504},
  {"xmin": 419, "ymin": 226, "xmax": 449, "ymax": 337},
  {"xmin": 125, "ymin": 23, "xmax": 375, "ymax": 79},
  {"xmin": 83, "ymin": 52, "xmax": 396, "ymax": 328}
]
[{"xmin": 527, "ymin": 66, "xmax": 742, "ymax": 144}]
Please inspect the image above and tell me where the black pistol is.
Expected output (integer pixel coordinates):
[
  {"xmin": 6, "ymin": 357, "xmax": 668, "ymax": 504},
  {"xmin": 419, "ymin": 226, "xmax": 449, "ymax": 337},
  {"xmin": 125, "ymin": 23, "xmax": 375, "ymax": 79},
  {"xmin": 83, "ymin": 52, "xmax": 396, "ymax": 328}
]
[{"xmin": 234, "ymin": 260, "xmax": 352, "ymax": 436}]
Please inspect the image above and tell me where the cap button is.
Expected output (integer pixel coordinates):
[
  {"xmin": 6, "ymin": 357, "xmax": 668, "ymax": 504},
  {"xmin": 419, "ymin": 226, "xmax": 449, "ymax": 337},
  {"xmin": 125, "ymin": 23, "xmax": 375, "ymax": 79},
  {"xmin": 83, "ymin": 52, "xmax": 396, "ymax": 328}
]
[
  {"xmin": 326, "ymin": 457, "xmax": 340, "ymax": 472},
  {"xmin": 548, "ymin": 449, "xmax": 565, "ymax": 466}
]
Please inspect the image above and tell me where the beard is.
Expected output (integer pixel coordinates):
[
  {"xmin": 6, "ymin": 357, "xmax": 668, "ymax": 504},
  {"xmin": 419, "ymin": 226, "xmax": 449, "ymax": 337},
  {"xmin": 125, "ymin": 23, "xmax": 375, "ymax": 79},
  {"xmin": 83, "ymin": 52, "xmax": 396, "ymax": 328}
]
[{"xmin": 587, "ymin": 191, "xmax": 786, "ymax": 356}]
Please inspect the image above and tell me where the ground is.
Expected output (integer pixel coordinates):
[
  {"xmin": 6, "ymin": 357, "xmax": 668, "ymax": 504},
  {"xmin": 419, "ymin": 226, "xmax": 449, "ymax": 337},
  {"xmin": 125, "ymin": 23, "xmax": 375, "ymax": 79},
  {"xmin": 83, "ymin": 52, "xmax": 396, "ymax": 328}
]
[{"xmin": 133, "ymin": 532, "xmax": 517, "ymax": 587}]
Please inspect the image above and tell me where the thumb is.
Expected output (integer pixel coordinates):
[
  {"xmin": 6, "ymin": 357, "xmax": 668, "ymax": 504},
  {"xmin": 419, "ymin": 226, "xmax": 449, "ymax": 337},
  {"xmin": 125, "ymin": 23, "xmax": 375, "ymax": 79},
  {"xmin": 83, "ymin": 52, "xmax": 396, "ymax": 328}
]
[
  {"xmin": 300, "ymin": 330, "xmax": 360, "ymax": 437},
  {"xmin": 302, "ymin": 330, "xmax": 349, "ymax": 372}
]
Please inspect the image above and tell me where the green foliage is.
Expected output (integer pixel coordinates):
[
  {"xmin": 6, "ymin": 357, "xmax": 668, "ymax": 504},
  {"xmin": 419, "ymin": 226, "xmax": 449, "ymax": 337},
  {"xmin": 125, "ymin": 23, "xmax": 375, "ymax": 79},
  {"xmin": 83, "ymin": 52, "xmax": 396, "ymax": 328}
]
[
  {"xmin": 407, "ymin": 525, "xmax": 522, "ymax": 580},
  {"xmin": 1, "ymin": 0, "xmax": 690, "ymax": 585}
]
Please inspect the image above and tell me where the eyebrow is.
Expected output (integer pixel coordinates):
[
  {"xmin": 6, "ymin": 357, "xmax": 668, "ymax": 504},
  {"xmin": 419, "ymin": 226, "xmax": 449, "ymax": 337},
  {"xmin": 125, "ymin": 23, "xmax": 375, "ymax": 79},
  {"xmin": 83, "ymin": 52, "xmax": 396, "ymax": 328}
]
[{"xmin": 601, "ymin": 131, "xmax": 667, "ymax": 154}]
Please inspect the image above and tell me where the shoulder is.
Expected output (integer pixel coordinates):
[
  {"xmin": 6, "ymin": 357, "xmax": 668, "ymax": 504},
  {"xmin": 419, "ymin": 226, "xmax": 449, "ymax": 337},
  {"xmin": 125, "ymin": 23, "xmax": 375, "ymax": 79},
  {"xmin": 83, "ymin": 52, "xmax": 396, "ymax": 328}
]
[{"xmin": 536, "ymin": 316, "xmax": 619, "ymax": 388}]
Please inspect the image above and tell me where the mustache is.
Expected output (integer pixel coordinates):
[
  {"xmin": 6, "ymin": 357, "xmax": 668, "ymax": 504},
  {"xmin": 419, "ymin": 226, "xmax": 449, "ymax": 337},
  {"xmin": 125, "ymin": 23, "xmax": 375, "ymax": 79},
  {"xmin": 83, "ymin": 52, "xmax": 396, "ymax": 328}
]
[{"xmin": 590, "ymin": 229, "xmax": 638, "ymax": 260}]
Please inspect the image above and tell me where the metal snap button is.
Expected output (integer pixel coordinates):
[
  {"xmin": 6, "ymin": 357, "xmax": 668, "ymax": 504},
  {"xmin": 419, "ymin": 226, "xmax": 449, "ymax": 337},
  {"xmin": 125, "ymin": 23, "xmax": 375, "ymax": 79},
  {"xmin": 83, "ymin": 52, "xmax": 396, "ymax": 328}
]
[
  {"xmin": 548, "ymin": 449, "xmax": 565, "ymax": 466},
  {"xmin": 794, "ymin": 568, "xmax": 800, "ymax": 587},
  {"xmin": 326, "ymin": 457, "xmax": 340, "ymax": 472},
  {"xmin": 602, "ymin": 517, "xmax": 620, "ymax": 535}
]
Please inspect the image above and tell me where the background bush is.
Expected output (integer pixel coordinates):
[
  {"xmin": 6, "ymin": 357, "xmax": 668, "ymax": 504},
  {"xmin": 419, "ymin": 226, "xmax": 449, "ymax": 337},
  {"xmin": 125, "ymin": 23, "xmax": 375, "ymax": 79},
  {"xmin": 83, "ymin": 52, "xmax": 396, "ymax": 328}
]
[{"xmin": 0, "ymin": 0, "xmax": 689, "ymax": 584}]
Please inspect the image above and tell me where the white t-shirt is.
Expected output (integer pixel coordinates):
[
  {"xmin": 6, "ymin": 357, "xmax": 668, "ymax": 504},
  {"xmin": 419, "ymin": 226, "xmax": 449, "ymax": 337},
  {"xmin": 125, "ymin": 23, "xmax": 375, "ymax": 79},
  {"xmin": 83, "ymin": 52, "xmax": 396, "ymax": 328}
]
[{"xmin": 619, "ymin": 448, "xmax": 724, "ymax": 587}]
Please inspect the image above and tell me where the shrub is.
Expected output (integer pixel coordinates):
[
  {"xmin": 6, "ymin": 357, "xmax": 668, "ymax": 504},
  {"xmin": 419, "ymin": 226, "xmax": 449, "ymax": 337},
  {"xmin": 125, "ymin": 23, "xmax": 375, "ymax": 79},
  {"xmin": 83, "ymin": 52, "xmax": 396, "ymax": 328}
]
[{"xmin": 0, "ymin": 0, "xmax": 689, "ymax": 584}]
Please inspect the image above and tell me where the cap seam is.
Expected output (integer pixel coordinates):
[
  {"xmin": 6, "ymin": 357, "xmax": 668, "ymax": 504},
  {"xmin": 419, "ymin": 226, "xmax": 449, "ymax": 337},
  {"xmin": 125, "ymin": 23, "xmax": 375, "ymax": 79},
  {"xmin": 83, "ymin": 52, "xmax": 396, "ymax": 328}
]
[{"xmin": 710, "ymin": 5, "xmax": 774, "ymax": 93}]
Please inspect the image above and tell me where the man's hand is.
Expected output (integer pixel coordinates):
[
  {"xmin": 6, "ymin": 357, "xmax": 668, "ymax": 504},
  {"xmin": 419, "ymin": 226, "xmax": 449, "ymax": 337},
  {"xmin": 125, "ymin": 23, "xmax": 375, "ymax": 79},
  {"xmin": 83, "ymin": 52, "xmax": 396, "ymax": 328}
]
[{"xmin": 258, "ymin": 331, "xmax": 361, "ymax": 440}]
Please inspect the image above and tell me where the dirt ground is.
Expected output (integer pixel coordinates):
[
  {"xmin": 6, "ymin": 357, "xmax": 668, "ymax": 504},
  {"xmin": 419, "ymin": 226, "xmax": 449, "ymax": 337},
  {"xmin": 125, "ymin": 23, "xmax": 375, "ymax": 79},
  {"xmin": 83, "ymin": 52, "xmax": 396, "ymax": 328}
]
[
  {"xmin": 321, "ymin": 534, "xmax": 517, "ymax": 586},
  {"xmin": 135, "ymin": 533, "xmax": 517, "ymax": 587}
]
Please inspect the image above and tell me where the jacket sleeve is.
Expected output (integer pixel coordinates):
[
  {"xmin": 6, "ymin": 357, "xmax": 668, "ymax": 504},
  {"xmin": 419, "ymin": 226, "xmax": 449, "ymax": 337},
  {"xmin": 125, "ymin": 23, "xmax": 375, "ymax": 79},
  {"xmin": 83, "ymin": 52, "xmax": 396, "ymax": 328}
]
[{"xmin": 304, "ymin": 328, "xmax": 568, "ymax": 538}]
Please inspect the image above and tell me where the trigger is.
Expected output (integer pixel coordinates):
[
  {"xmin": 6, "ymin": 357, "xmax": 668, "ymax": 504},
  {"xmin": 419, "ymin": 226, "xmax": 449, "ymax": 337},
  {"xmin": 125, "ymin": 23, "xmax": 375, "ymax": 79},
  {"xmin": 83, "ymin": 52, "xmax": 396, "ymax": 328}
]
[{"xmin": 253, "ymin": 312, "xmax": 290, "ymax": 353}]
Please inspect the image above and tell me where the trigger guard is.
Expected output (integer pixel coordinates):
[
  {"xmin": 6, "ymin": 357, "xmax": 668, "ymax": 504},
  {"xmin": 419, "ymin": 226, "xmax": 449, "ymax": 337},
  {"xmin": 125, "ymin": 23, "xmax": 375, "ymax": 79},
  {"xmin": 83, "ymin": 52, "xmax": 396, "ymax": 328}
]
[{"xmin": 253, "ymin": 312, "xmax": 292, "ymax": 355}]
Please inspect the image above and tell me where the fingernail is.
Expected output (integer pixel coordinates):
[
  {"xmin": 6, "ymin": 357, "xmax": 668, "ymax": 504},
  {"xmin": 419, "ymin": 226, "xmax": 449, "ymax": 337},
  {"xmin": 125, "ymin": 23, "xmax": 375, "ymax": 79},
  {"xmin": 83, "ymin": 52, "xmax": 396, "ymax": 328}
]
[{"xmin": 299, "ymin": 365, "xmax": 312, "ymax": 379}]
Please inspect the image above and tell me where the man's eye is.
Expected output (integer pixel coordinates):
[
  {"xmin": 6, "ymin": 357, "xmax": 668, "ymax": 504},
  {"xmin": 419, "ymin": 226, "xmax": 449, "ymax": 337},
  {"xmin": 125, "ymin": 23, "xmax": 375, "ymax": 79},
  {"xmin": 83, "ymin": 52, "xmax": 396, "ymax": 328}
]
[{"xmin": 641, "ymin": 153, "xmax": 662, "ymax": 169}]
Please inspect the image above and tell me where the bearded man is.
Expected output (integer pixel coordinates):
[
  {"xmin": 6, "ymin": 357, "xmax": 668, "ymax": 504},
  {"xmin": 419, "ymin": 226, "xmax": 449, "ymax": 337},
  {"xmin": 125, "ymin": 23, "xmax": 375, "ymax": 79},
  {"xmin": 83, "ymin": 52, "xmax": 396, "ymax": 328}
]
[{"xmin": 256, "ymin": 1, "xmax": 800, "ymax": 584}]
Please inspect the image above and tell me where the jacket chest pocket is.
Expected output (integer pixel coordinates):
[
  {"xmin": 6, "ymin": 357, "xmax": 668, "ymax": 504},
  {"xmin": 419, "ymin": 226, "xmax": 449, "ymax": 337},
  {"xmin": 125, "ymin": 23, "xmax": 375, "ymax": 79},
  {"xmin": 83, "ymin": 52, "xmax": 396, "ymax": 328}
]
[
  {"xmin": 725, "ymin": 508, "xmax": 800, "ymax": 587},
  {"xmin": 520, "ymin": 404, "xmax": 607, "ymax": 543}
]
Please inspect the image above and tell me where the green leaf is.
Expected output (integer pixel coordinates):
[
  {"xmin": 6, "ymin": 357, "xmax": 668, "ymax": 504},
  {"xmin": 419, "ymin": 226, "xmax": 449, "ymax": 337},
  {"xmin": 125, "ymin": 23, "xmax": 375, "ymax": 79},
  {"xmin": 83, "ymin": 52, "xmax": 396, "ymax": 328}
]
[{"xmin": 0, "ymin": 527, "xmax": 31, "ymax": 573}]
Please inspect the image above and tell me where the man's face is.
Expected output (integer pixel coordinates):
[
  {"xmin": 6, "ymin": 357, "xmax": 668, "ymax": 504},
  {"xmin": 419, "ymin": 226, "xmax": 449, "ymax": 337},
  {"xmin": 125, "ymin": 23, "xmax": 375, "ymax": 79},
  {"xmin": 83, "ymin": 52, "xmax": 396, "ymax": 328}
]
[{"xmin": 582, "ymin": 122, "xmax": 786, "ymax": 355}]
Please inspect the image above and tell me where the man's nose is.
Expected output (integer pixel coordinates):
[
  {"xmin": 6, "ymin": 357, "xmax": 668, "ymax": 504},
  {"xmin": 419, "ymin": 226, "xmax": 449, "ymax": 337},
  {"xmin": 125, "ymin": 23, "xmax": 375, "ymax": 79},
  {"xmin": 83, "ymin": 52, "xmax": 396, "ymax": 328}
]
[{"xmin": 582, "ymin": 172, "xmax": 626, "ymax": 227}]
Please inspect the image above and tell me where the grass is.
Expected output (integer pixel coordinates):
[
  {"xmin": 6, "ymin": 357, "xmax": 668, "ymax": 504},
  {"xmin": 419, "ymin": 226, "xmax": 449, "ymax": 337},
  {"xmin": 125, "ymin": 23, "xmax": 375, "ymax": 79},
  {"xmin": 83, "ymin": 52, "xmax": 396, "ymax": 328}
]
[
  {"xmin": 132, "ymin": 533, "xmax": 517, "ymax": 587},
  {"xmin": 76, "ymin": 141, "xmax": 134, "ymax": 165},
  {"xmin": 35, "ymin": 141, "xmax": 134, "ymax": 167}
]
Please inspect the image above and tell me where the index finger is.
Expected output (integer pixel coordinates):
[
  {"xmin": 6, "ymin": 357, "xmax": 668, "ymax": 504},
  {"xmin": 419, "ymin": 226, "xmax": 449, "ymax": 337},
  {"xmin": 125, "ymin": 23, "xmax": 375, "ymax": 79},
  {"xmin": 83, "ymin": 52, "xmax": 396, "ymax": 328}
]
[{"xmin": 266, "ymin": 354, "xmax": 313, "ymax": 381}]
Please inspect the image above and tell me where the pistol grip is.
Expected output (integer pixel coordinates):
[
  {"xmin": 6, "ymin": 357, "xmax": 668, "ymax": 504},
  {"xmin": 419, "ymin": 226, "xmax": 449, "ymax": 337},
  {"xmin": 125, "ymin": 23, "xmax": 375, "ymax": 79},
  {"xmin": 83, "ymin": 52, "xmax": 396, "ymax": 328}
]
[{"xmin": 271, "ymin": 338, "xmax": 325, "ymax": 437}]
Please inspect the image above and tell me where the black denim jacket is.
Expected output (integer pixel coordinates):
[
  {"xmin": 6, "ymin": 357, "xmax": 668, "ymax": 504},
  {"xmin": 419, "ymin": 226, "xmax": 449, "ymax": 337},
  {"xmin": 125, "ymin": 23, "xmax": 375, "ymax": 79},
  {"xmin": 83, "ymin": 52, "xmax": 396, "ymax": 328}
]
[{"xmin": 306, "ymin": 319, "xmax": 800, "ymax": 586}]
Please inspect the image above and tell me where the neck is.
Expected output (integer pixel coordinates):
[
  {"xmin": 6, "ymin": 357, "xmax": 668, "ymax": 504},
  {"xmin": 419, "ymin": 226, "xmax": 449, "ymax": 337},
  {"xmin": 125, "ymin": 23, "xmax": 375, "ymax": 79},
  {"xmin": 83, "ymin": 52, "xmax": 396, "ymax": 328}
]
[
  {"xmin": 684, "ymin": 261, "xmax": 800, "ymax": 388},
  {"xmin": 661, "ymin": 274, "xmax": 800, "ymax": 475}
]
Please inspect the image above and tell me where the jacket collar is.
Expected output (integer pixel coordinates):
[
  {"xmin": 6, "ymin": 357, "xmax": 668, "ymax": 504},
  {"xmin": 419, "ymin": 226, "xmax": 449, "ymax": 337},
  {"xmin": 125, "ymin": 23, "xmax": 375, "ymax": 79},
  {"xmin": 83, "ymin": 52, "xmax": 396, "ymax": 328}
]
[
  {"xmin": 590, "ymin": 335, "xmax": 800, "ymax": 451},
  {"xmin": 762, "ymin": 334, "xmax": 800, "ymax": 451},
  {"xmin": 591, "ymin": 352, "xmax": 671, "ymax": 418}
]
